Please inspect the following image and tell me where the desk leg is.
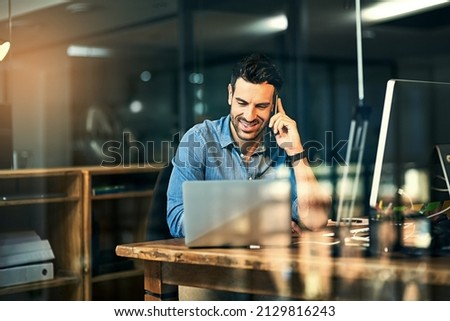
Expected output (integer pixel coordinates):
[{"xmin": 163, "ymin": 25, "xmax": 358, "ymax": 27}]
[{"xmin": 144, "ymin": 262, "xmax": 178, "ymax": 301}]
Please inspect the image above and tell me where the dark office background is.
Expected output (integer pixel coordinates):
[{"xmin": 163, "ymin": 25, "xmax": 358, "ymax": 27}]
[{"xmin": 1, "ymin": 0, "xmax": 450, "ymax": 216}]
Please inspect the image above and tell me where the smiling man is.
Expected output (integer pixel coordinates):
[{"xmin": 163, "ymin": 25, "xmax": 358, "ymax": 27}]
[{"xmin": 166, "ymin": 53, "xmax": 330, "ymax": 239}]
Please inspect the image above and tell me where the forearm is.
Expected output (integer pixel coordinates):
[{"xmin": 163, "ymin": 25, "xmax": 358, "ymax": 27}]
[{"xmin": 292, "ymin": 157, "xmax": 330, "ymax": 231}]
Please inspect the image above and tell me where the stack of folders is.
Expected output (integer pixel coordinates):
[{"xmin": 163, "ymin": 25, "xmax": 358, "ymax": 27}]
[{"xmin": 0, "ymin": 231, "xmax": 55, "ymax": 287}]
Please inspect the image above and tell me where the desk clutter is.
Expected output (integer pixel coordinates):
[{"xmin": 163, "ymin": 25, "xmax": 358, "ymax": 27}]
[
  {"xmin": 317, "ymin": 200, "xmax": 450, "ymax": 258},
  {"xmin": 369, "ymin": 199, "xmax": 450, "ymax": 257},
  {"xmin": 0, "ymin": 230, "xmax": 55, "ymax": 287},
  {"xmin": 294, "ymin": 200, "xmax": 450, "ymax": 258}
]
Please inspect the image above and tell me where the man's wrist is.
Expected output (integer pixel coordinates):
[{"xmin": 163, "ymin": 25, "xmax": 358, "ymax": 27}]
[{"xmin": 286, "ymin": 150, "xmax": 307, "ymax": 166}]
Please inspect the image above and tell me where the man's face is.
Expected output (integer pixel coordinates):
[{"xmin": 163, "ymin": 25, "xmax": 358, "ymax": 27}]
[{"xmin": 228, "ymin": 78, "xmax": 275, "ymax": 145}]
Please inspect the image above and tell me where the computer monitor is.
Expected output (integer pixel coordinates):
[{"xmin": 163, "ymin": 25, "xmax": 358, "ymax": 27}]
[{"xmin": 370, "ymin": 79, "xmax": 450, "ymax": 211}]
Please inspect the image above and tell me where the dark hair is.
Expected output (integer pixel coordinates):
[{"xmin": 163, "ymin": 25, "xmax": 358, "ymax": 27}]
[{"xmin": 230, "ymin": 53, "xmax": 283, "ymax": 95}]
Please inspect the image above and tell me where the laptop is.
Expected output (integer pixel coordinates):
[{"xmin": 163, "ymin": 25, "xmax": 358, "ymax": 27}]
[{"xmin": 182, "ymin": 178, "xmax": 292, "ymax": 248}]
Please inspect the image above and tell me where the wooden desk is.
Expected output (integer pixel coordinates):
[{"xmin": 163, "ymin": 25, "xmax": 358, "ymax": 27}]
[{"xmin": 116, "ymin": 237, "xmax": 450, "ymax": 301}]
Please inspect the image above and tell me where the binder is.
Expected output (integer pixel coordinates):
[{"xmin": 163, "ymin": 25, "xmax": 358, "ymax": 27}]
[
  {"xmin": 0, "ymin": 230, "xmax": 41, "ymax": 245},
  {"xmin": 0, "ymin": 239, "xmax": 52, "ymax": 256},
  {"xmin": 0, "ymin": 231, "xmax": 55, "ymax": 269},
  {"xmin": 0, "ymin": 262, "xmax": 54, "ymax": 287},
  {"xmin": 0, "ymin": 247, "xmax": 55, "ymax": 268}
]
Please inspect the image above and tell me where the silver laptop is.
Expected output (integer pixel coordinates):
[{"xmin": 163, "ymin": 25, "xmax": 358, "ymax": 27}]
[{"xmin": 182, "ymin": 178, "xmax": 292, "ymax": 248}]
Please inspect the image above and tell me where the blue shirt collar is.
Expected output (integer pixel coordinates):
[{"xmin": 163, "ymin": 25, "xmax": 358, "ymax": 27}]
[{"xmin": 218, "ymin": 114, "xmax": 235, "ymax": 148}]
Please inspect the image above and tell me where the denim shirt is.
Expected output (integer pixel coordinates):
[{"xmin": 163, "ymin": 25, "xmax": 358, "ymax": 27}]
[{"xmin": 166, "ymin": 115, "xmax": 299, "ymax": 237}]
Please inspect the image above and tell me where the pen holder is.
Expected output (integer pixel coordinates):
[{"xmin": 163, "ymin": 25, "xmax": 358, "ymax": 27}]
[{"xmin": 368, "ymin": 209, "xmax": 402, "ymax": 257}]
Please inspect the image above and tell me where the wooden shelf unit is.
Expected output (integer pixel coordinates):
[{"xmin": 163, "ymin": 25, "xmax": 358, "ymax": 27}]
[
  {"xmin": 0, "ymin": 165, "xmax": 164, "ymax": 300},
  {"xmin": 80, "ymin": 165, "xmax": 163, "ymax": 300},
  {"xmin": 0, "ymin": 168, "xmax": 84, "ymax": 300}
]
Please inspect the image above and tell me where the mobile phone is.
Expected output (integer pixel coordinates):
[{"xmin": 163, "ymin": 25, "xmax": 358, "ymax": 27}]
[{"xmin": 273, "ymin": 94, "xmax": 278, "ymax": 115}]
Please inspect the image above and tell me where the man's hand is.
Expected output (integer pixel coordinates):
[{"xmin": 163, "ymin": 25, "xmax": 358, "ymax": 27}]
[
  {"xmin": 291, "ymin": 220, "xmax": 303, "ymax": 236},
  {"xmin": 268, "ymin": 97, "xmax": 303, "ymax": 156}
]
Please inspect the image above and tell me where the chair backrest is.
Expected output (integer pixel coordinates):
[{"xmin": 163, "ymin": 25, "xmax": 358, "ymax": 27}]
[{"xmin": 146, "ymin": 162, "xmax": 173, "ymax": 240}]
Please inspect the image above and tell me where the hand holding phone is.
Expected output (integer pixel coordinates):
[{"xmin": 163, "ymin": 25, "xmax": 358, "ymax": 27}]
[{"xmin": 269, "ymin": 96, "xmax": 303, "ymax": 154}]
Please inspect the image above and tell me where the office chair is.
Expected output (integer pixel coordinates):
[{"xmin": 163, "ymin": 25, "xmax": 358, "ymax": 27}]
[{"xmin": 145, "ymin": 162, "xmax": 173, "ymax": 241}]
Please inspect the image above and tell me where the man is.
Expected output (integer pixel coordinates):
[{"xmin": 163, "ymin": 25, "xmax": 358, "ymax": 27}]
[{"xmin": 167, "ymin": 53, "xmax": 330, "ymax": 238}]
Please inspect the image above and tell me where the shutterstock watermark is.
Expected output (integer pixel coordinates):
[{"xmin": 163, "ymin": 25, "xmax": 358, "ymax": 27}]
[{"xmin": 99, "ymin": 131, "xmax": 347, "ymax": 168}]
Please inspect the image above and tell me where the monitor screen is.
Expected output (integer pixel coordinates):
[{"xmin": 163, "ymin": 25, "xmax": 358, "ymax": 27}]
[{"xmin": 370, "ymin": 79, "xmax": 450, "ymax": 210}]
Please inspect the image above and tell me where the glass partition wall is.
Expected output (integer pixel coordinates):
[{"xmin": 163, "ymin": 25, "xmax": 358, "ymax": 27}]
[
  {"xmin": 1, "ymin": 0, "xmax": 450, "ymax": 301},
  {"xmin": 1, "ymin": 0, "xmax": 450, "ymax": 218}
]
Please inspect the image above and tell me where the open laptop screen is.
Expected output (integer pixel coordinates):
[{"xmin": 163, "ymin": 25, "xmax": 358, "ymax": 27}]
[{"xmin": 182, "ymin": 178, "xmax": 292, "ymax": 248}]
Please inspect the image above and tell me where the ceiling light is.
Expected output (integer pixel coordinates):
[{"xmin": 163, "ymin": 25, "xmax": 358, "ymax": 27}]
[
  {"xmin": 140, "ymin": 71, "xmax": 152, "ymax": 82},
  {"xmin": 66, "ymin": 2, "xmax": 95, "ymax": 14},
  {"xmin": 265, "ymin": 14, "xmax": 288, "ymax": 31},
  {"xmin": 243, "ymin": 14, "xmax": 288, "ymax": 34},
  {"xmin": 362, "ymin": 0, "xmax": 450, "ymax": 23},
  {"xmin": 129, "ymin": 100, "xmax": 143, "ymax": 113},
  {"xmin": 1, "ymin": 0, "xmax": 11, "ymax": 62},
  {"xmin": 0, "ymin": 41, "xmax": 10, "ymax": 61},
  {"xmin": 67, "ymin": 45, "xmax": 111, "ymax": 57}
]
